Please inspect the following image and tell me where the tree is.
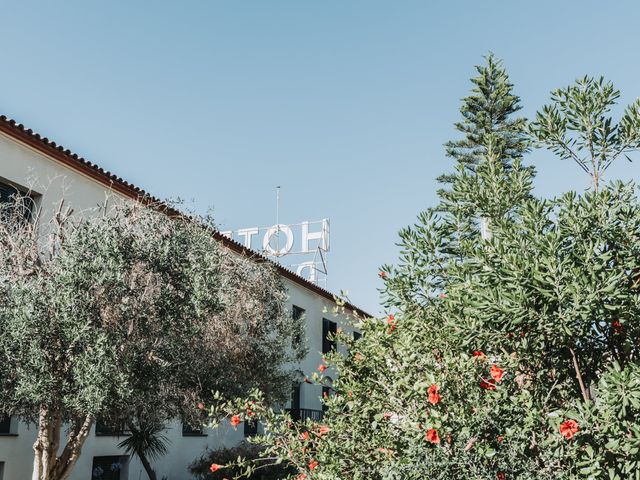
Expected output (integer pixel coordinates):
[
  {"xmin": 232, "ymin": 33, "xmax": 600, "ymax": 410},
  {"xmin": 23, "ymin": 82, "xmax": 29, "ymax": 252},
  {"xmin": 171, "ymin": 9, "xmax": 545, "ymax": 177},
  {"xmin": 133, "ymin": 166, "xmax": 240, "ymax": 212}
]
[
  {"xmin": 439, "ymin": 53, "xmax": 530, "ymax": 191},
  {"xmin": 206, "ymin": 70, "xmax": 640, "ymax": 479},
  {"xmin": 0, "ymin": 197, "xmax": 303, "ymax": 480},
  {"xmin": 530, "ymin": 76, "xmax": 640, "ymax": 191}
]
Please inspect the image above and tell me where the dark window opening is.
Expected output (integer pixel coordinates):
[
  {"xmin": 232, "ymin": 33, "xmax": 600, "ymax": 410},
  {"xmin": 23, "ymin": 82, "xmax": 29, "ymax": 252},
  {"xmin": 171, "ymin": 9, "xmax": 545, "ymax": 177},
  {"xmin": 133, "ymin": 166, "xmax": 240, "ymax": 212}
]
[
  {"xmin": 182, "ymin": 423, "xmax": 206, "ymax": 437},
  {"xmin": 91, "ymin": 455, "xmax": 127, "ymax": 480},
  {"xmin": 321, "ymin": 386, "xmax": 331, "ymax": 412},
  {"xmin": 353, "ymin": 331, "xmax": 362, "ymax": 341},
  {"xmin": 0, "ymin": 181, "xmax": 35, "ymax": 223},
  {"xmin": 243, "ymin": 419, "xmax": 258, "ymax": 437},
  {"xmin": 0, "ymin": 416, "xmax": 11, "ymax": 434},
  {"xmin": 322, "ymin": 319, "xmax": 337, "ymax": 354},
  {"xmin": 94, "ymin": 418, "xmax": 130, "ymax": 437},
  {"xmin": 292, "ymin": 305, "xmax": 305, "ymax": 345},
  {"xmin": 0, "ymin": 415, "xmax": 15, "ymax": 435}
]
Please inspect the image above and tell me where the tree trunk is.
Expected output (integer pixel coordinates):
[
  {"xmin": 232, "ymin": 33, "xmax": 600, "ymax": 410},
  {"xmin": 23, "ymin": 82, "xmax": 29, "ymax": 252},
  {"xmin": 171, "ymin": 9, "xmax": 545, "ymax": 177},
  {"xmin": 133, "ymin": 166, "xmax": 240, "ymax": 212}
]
[
  {"xmin": 31, "ymin": 411, "xmax": 94, "ymax": 480},
  {"xmin": 139, "ymin": 452, "xmax": 158, "ymax": 480}
]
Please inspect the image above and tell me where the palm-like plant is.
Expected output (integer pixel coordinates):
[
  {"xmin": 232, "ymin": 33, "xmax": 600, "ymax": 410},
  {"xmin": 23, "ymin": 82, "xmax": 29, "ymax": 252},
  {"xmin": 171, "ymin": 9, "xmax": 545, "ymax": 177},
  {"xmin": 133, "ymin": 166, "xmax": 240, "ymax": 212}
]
[{"xmin": 118, "ymin": 418, "xmax": 170, "ymax": 480}]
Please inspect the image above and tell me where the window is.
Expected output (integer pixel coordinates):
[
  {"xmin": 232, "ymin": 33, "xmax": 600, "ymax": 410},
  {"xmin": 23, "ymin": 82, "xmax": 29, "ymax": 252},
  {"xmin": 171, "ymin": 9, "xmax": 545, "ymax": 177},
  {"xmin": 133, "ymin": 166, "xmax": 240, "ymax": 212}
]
[
  {"xmin": 94, "ymin": 418, "xmax": 130, "ymax": 437},
  {"xmin": 353, "ymin": 331, "xmax": 362, "ymax": 341},
  {"xmin": 182, "ymin": 423, "xmax": 206, "ymax": 436},
  {"xmin": 0, "ymin": 461, "xmax": 4, "ymax": 480},
  {"xmin": 292, "ymin": 305, "xmax": 305, "ymax": 345},
  {"xmin": 291, "ymin": 383, "xmax": 301, "ymax": 411},
  {"xmin": 243, "ymin": 419, "xmax": 258, "ymax": 437},
  {"xmin": 321, "ymin": 386, "xmax": 331, "ymax": 412},
  {"xmin": 0, "ymin": 416, "xmax": 11, "ymax": 434},
  {"xmin": 322, "ymin": 319, "xmax": 337, "ymax": 354},
  {"xmin": 0, "ymin": 415, "xmax": 16, "ymax": 435},
  {"xmin": 91, "ymin": 456, "xmax": 128, "ymax": 480},
  {"xmin": 0, "ymin": 181, "xmax": 35, "ymax": 223}
]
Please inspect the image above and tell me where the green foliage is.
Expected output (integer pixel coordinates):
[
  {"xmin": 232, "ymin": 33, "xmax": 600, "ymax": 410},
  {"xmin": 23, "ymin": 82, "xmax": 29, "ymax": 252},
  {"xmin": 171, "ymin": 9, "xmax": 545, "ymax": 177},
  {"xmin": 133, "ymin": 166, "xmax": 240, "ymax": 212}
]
[
  {"xmin": 530, "ymin": 76, "xmax": 640, "ymax": 190},
  {"xmin": 206, "ymin": 58, "xmax": 640, "ymax": 480},
  {"xmin": 117, "ymin": 419, "xmax": 170, "ymax": 462},
  {"xmin": 439, "ymin": 53, "xmax": 530, "ymax": 187},
  {"xmin": 189, "ymin": 442, "xmax": 295, "ymax": 480},
  {"xmin": 0, "ymin": 199, "xmax": 303, "ymax": 480}
]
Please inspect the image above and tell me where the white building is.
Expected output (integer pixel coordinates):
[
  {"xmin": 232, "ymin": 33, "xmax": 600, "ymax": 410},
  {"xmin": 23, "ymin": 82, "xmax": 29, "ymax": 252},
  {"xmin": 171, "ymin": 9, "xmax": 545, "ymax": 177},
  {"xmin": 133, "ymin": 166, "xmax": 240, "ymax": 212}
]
[{"xmin": 0, "ymin": 115, "xmax": 369, "ymax": 480}]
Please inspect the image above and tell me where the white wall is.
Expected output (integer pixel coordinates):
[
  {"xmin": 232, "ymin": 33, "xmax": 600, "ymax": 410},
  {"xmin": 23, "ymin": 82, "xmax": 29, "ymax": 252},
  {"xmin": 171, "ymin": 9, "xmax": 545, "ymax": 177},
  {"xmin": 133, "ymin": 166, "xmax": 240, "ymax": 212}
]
[{"xmin": 0, "ymin": 132, "xmax": 361, "ymax": 480}]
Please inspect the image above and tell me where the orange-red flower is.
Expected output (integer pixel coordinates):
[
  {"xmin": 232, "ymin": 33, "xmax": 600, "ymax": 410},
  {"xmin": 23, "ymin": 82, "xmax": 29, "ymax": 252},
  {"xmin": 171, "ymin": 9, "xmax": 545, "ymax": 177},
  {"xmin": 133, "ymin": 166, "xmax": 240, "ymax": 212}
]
[
  {"xmin": 379, "ymin": 271, "xmax": 387, "ymax": 279},
  {"xmin": 317, "ymin": 425, "xmax": 330, "ymax": 437},
  {"xmin": 479, "ymin": 379, "xmax": 496, "ymax": 390},
  {"xmin": 427, "ymin": 384, "xmax": 441, "ymax": 405},
  {"xmin": 387, "ymin": 314, "xmax": 396, "ymax": 333},
  {"xmin": 230, "ymin": 415, "xmax": 241, "ymax": 428},
  {"xmin": 472, "ymin": 350, "xmax": 486, "ymax": 359},
  {"xmin": 425, "ymin": 428, "xmax": 440, "ymax": 444},
  {"xmin": 497, "ymin": 473, "xmax": 505, "ymax": 480},
  {"xmin": 559, "ymin": 419, "xmax": 579, "ymax": 440},
  {"xmin": 318, "ymin": 364, "xmax": 328, "ymax": 373},
  {"xmin": 297, "ymin": 474, "xmax": 307, "ymax": 480},
  {"xmin": 210, "ymin": 464, "xmax": 223, "ymax": 472},
  {"xmin": 438, "ymin": 292, "xmax": 447, "ymax": 299},
  {"xmin": 490, "ymin": 365, "xmax": 505, "ymax": 383},
  {"xmin": 299, "ymin": 431, "xmax": 310, "ymax": 441},
  {"xmin": 197, "ymin": 402, "xmax": 205, "ymax": 410},
  {"xmin": 308, "ymin": 459, "xmax": 319, "ymax": 471}
]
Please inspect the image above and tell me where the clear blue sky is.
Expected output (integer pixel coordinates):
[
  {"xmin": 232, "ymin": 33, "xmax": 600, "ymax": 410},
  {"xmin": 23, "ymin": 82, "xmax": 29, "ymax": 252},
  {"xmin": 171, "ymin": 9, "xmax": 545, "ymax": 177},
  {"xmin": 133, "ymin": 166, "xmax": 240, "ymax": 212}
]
[{"xmin": 2, "ymin": 1, "xmax": 640, "ymax": 314}]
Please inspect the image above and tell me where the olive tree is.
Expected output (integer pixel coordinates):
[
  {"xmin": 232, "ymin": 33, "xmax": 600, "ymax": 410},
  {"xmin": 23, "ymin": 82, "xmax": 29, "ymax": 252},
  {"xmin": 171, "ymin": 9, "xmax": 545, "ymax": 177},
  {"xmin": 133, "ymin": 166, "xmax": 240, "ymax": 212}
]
[{"xmin": 0, "ymin": 196, "xmax": 303, "ymax": 480}]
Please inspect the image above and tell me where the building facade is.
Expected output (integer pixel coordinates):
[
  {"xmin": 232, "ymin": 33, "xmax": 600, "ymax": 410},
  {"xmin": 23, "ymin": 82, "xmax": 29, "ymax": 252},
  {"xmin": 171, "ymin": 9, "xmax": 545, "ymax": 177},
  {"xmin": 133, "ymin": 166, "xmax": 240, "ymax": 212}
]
[{"xmin": 0, "ymin": 116, "xmax": 368, "ymax": 480}]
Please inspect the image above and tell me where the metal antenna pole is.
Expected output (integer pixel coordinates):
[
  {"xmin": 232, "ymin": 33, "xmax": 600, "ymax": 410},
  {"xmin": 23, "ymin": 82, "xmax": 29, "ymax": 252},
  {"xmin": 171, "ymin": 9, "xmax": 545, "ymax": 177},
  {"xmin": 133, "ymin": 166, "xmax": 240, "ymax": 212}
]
[{"xmin": 276, "ymin": 186, "xmax": 281, "ymax": 255}]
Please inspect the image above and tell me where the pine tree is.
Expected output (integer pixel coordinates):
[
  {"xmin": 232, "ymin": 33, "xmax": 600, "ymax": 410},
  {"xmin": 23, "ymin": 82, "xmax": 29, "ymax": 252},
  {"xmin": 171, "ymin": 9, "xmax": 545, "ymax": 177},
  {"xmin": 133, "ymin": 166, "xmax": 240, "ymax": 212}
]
[{"xmin": 438, "ymin": 53, "xmax": 529, "ymax": 189}]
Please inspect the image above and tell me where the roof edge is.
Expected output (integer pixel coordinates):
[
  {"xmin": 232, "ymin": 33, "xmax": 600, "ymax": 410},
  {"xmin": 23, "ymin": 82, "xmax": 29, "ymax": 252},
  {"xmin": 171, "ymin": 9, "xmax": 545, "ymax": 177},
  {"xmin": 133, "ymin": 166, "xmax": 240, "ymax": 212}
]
[{"xmin": 0, "ymin": 115, "xmax": 372, "ymax": 319}]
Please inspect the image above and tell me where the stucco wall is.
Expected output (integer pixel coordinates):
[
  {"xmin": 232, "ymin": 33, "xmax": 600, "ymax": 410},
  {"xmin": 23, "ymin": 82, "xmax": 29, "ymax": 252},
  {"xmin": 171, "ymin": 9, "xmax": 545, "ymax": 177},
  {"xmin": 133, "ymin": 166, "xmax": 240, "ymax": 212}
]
[{"xmin": 0, "ymin": 131, "xmax": 361, "ymax": 480}]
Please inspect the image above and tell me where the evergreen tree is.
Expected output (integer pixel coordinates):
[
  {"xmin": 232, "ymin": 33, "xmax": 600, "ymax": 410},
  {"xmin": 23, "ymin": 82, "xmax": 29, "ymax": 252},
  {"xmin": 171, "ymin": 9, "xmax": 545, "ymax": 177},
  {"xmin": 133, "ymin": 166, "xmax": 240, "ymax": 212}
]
[{"xmin": 439, "ymin": 53, "xmax": 529, "ymax": 188}]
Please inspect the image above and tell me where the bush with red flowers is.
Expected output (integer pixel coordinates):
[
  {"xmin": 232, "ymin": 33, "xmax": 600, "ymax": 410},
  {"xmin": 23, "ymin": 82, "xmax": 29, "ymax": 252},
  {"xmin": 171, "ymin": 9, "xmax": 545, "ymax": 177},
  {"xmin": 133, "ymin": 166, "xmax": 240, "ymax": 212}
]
[{"xmin": 206, "ymin": 58, "xmax": 640, "ymax": 479}]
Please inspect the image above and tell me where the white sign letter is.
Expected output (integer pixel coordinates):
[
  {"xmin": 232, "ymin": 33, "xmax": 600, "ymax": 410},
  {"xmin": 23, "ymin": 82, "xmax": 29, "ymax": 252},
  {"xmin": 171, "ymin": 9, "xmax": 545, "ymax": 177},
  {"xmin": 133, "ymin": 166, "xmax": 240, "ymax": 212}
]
[
  {"xmin": 263, "ymin": 224, "xmax": 294, "ymax": 256},
  {"xmin": 296, "ymin": 261, "xmax": 317, "ymax": 282},
  {"xmin": 302, "ymin": 219, "xmax": 329, "ymax": 253},
  {"xmin": 237, "ymin": 227, "xmax": 259, "ymax": 248}
]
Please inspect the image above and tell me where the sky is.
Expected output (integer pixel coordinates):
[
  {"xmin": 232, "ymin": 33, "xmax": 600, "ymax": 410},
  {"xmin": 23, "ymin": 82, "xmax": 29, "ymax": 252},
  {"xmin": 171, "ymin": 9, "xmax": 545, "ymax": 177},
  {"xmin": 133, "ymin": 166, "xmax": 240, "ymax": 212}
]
[{"xmin": 1, "ymin": 1, "xmax": 640, "ymax": 314}]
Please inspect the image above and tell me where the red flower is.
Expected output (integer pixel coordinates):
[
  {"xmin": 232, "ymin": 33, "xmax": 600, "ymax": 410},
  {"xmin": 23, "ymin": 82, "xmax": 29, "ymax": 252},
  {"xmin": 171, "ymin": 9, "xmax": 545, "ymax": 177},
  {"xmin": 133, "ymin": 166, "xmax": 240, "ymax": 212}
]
[
  {"xmin": 297, "ymin": 474, "xmax": 307, "ymax": 480},
  {"xmin": 490, "ymin": 365, "xmax": 505, "ymax": 383},
  {"xmin": 497, "ymin": 435, "xmax": 504, "ymax": 443},
  {"xmin": 472, "ymin": 351, "xmax": 486, "ymax": 359},
  {"xmin": 497, "ymin": 473, "xmax": 505, "ymax": 480},
  {"xmin": 318, "ymin": 364, "xmax": 328, "ymax": 373},
  {"xmin": 379, "ymin": 271, "xmax": 387, "ymax": 279},
  {"xmin": 612, "ymin": 320, "xmax": 623, "ymax": 334},
  {"xmin": 197, "ymin": 402, "xmax": 205, "ymax": 410},
  {"xmin": 299, "ymin": 431, "xmax": 310, "ymax": 441},
  {"xmin": 230, "ymin": 415, "xmax": 241, "ymax": 428},
  {"xmin": 210, "ymin": 464, "xmax": 223, "ymax": 472},
  {"xmin": 425, "ymin": 428, "xmax": 440, "ymax": 444},
  {"xmin": 438, "ymin": 292, "xmax": 447, "ymax": 299},
  {"xmin": 479, "ymin": 379, "xmax": 496, "ymax": 390},
  {"xmin": 317, "ymin": 425, "xmax": 330, "ymax": 437},
  {"xmin": 308, "ymin": 459, "xmax": 319, "ymax": 471},
  {"xmin": 354, "ymin": 353, "xmax": 363, "ymax": 362},
  {"xmin": 427, "ymin": 384, "xmax": 441, "ymax": 405},
  {"xmin": 559, "ymin": 419, "xmax": 579, "ymax": 440},
  {"xmin": 387, "ymin": 314, "xmax": 396, "ymax": 333}
]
